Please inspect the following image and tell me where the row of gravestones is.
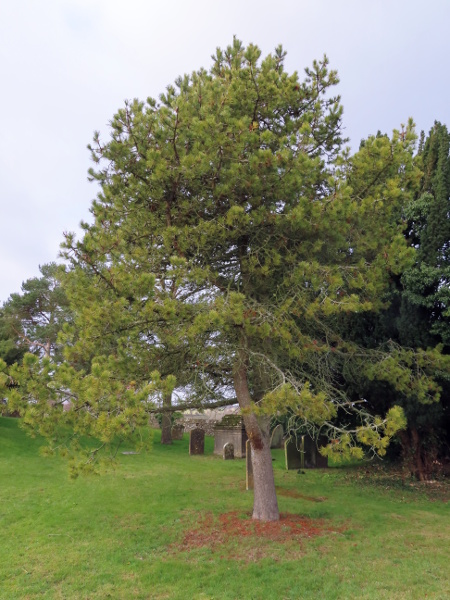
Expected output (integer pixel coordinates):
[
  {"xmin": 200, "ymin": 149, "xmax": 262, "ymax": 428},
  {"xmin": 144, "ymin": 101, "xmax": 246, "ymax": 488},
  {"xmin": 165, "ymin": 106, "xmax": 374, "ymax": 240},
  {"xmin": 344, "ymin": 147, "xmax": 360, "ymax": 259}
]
[
  {"xmin": 188, "ymin": 425, "xmax": 327, "ymax": 488},
  {"xmin": 244, "ymin": 438, "xmax": 328, "ymax": 489},
  {"xmin": 189, "ymin": 427, "xmax": 236, "ymax": 459},
  {"xmin": 188, "ymin": 428, "xmax": 253, "ymax": 490},
  {"xmin": 176, "ymin": 418, "xmax": 285, "ymax": 449}
]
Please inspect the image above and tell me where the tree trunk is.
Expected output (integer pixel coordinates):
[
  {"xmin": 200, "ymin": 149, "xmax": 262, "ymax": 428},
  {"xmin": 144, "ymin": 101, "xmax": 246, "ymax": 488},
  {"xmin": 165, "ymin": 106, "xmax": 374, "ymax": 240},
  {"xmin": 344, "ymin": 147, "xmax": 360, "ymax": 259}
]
[
  {"xmin": 400, "ymin": 427, "xmax": 428, "ymax": 481},
  {"xmin": 233, "ymin": 353, "xmax": 279, "ymax": 522},
  {"xmin": 410, "ymin": 427, "xmax": 426, "ymax": 481},
  {"xmin": 244, "ymin": 414, "xmax": 279, "ymax": 521},
  {"xmin": 160, "ymin": 392, "xmax": 173, "ymax": 445}
]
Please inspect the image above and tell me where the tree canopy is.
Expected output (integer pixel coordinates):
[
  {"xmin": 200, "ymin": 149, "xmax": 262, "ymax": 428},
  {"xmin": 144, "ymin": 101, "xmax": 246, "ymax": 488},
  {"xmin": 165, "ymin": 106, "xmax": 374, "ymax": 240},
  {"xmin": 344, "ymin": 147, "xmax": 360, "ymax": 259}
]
[
  {"xmin": 3, "ymin": 39, "xmax": 447, "ymax": 520},
  {"xmin": 334, "ymin": 123, "xmax": 450, "ymax": 480},
  {"xmin": 0, "ymin": 263, "xmax": 69, "ymax": 361}
]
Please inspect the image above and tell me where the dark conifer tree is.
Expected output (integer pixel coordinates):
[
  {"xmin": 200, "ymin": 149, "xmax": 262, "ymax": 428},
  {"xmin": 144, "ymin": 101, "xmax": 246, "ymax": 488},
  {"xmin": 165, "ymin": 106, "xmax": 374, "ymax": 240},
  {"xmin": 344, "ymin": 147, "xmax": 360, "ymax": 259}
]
[{"xmin": 337, "ymin": 123, "xmax": 450, "ymax": 480}]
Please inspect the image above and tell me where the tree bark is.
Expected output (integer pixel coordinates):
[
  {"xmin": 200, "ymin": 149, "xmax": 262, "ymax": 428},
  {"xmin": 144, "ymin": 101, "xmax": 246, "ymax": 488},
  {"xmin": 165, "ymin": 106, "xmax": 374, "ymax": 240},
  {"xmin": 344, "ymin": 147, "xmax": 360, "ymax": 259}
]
[
  {"xmin": 160, "ymin": 392, "xmax": 173, "ymax": 445},
  {"xmin": 233, "ymin": 351, "xmax": 279, "ymax": 522},
  {"xmin": 410, "ymin": 427, "xmax": 426, "ymax": 481},
  {"xmin": 400, "ymin": 427, "xmax": 429, "ymax": 481}
]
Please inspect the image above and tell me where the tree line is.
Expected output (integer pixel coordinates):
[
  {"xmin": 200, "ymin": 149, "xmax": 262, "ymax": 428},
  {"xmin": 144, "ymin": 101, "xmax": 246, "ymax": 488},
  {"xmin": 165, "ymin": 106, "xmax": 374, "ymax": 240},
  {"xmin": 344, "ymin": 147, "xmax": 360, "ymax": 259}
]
[{"xmin": 1, "ymin": 39, "xmax": 449, "ymax": 521}]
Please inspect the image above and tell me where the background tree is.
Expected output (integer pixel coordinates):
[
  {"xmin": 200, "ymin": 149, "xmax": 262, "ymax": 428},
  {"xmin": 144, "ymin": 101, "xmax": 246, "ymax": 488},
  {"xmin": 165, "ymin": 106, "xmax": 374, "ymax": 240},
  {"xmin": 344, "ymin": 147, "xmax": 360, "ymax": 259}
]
[
  {"xmin": 0, "ymin": 311, "xmax": 26, "ymax": 367},
  {"xmin": 333, "ymin": 123, "xmax": 450, "ymax": 480},
  {"xmin": 1, "ymin": 263, "xmax": 70, "ymax": 360},
  {"xmin": 0, "ymin": 263, "xmax": 71, "ymax": 415},
  {"xmin": 3, "ymin": 40, "xmax": 429, "ymax": 521},
  {"xmin": 393, "ymin": 122, "xmax": 450, "ymax": 477},
  {"xmin": 0, "ymin": 310, "xmax": 25, "ymax": 416},
  {"xmin": 402, "ymin": 121, "xmax": 450, "ymax": 346}
]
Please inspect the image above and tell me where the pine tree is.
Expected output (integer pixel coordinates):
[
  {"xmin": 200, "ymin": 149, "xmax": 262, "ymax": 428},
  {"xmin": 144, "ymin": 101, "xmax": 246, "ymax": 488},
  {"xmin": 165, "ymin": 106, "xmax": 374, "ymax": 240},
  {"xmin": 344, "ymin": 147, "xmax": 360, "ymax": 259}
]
[
  {"xmin": 2, "ymin": 40, "xmax": 424, "ymax": 520},
  {"xmin": 1, "ymin": 263, "xmax": 70, "ymax": 360}
]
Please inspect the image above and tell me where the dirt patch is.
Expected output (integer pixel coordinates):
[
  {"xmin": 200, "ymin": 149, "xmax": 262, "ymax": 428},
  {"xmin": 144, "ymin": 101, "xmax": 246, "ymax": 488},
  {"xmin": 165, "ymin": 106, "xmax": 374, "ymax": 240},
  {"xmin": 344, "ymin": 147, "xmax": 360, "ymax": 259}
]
[{"xmin": 175, "ymin": 511, "xmax": 341, "ymax": 560}]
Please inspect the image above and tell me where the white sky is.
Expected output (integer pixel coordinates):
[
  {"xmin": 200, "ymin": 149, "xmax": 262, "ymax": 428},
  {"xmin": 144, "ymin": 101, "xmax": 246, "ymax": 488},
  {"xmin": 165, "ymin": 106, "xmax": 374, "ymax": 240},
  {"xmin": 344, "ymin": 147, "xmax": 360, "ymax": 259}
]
[{"xmin": 1, "ymin": 0, "xmax": 449, "ymax": 303}]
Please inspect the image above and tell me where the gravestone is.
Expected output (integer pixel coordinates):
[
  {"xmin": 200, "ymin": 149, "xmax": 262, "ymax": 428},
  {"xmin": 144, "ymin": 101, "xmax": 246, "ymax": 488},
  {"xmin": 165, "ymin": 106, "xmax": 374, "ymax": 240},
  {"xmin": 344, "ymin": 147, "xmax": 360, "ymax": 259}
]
[
  {"xmin": 285, "ymin": 438, "xmax": 303, "ymax": 470},
  {"xmin": 223, "ymin": 442, "xmax": 234, "ymax": 460},
  {"xmin": 171, "ymin": 424, "xmax": 184, "ymax": 440},
  {"xmin": 270, "ymin": 424, "xmax": 284, "ymax": 448},
  {"xmin": 246, "ymin": 439, "xmax": 253, "ymax": 490},
  {"xmin": 285, "ymin": 435, "xmax": 328, "ymax": 469},
  {"xmin": 189, "ymin": 428, "xmax": 205, "ymax": 455},
  {"xmin": 213, "ymin": 415, "xmax": 248, "ymax": 458},
  {"xmin": 304, "ymin": 435, "xmax": 328, "ymax": 468}
]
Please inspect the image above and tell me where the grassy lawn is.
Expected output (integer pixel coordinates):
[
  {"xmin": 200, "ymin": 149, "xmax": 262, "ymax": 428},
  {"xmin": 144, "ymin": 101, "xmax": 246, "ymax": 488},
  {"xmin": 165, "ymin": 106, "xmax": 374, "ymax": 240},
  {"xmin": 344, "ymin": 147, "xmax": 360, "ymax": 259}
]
[{"xmin": 0, "ymin": 416, "xmax": 449, "ymax": 600}]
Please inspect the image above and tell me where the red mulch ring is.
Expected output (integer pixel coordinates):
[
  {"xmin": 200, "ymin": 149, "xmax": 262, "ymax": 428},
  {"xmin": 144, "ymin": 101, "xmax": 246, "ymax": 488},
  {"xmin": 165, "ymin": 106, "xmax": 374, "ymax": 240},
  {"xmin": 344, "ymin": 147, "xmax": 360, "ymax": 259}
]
[{"xmin": 176, "ymin": 511, "xmax": 341, "ymax": 557}]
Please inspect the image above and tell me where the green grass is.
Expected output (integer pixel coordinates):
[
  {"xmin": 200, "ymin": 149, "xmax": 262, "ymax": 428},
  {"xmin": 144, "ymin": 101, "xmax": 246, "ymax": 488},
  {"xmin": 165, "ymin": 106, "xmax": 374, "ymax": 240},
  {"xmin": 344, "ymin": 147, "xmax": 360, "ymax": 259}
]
[{"xmin": 0, "ymin": 417, "xmax": 449, "ymax": 600}]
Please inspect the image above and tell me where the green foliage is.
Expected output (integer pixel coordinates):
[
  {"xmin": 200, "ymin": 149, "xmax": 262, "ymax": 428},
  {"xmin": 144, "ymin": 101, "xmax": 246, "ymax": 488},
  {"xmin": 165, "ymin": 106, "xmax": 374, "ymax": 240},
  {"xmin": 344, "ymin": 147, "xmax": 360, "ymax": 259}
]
[
  {"xmin": 0, "ymin": 312, "xmax": 25, "ymax": 366},
  {"xmin": 362, "ymin": 344, "xmax": 449, "ymax": 405},
  {"xmin": 154, "ymin": 409, "xmax": 182, "ymax": 428},
  {"xmin": 330, "ymin": 122, "xmax": 450, "ymax": 478},
  {"xmin": 0, "ymin": 352, "xmax": 163, "ymax": 475},
  {"xmin": 256, "ymin": 383, "xmax": 335, "ymax": 424},
  {"xmin": 3, "ymin": 39, "xmax": 433, "ymax": 484},
  {"xmin": 402, "ymin": 122, "xmax": 450, "ymax": 345},
  {"xmin": 1, "ymin": 263, "xmax": 70, "ymax": 360}
]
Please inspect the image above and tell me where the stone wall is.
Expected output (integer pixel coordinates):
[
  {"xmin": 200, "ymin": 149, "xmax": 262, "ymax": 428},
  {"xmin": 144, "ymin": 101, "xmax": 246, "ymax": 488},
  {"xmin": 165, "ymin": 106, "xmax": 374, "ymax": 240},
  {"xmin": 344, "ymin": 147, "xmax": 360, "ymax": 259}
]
[
  {"xmin": 178, "ymin": 407, "xmax": 240, "ymax": 436},
  {"xmin": 180, "ymin": 416, "xmax": 217, "ymax": 436},
  {"xmin": 149, "ymin": 407, "xmax": 240, "ymax": 437}
]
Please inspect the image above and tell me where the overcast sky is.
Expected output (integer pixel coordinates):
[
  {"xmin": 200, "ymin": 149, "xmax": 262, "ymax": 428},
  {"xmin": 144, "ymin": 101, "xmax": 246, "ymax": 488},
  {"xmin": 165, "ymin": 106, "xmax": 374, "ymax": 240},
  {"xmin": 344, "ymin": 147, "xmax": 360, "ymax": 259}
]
[{"xmin": 1, "ymin": 0, "xmax": 449, "ymax": 303}]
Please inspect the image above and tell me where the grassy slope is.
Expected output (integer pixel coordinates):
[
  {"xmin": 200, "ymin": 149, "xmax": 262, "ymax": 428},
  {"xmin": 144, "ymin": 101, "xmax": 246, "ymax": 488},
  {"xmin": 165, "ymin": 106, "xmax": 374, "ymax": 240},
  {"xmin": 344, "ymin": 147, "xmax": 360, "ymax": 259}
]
[{"xmin": 0, "ymin": 417, "xmax": 448, "ymax": 600}]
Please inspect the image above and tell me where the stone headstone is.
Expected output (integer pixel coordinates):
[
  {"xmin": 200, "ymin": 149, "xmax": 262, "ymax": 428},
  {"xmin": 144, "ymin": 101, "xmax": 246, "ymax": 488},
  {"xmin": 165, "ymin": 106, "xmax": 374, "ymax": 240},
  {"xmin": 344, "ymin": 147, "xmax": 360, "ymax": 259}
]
[
  {"xmin": 285, "ymin": 437, "xmax": 303, "ymax": 470},
  {"xmin": 304, "ymin": 435, "xmax": 328, "ymax": 468},
  {"xmin": 171, "ymin": 424, "xmax": 184, "ymax": 440},
  {"xmin": 270, "ymin": 424, "xmax": 284, "ymax": 448},
  {"xmin": 213, "ymin": 416, "xmax": 248, "ymax": 458},
  {"xmin": 246, "ymin": 439, "xmax": 253, "ymax": 490},
  {"xmin": 223, "ymin": 442, "xmax": 234, "ymax": 460},
  {"xmin": 285, "ymin": 435, "xmax": 328, "ymax": 469},
  {"xmin": 189, "ymin": 428, "xmax": 205, "ymax": 455}
]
